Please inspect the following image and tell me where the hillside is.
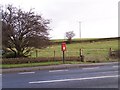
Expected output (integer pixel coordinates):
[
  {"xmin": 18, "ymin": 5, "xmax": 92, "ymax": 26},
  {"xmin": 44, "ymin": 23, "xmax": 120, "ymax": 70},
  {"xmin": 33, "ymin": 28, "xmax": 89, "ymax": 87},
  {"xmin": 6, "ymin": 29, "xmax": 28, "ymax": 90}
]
[{"xmin": 51, "ymin": 37, "xmax": 119, "ymax": 45}]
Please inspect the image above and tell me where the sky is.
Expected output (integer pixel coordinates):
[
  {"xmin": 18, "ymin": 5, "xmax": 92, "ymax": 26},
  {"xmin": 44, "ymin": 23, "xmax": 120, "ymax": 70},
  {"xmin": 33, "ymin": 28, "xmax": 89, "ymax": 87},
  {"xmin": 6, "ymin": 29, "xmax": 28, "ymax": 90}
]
[{"xmin": 0, "ymin": 0, "xmax": 119, "ymax": 39}]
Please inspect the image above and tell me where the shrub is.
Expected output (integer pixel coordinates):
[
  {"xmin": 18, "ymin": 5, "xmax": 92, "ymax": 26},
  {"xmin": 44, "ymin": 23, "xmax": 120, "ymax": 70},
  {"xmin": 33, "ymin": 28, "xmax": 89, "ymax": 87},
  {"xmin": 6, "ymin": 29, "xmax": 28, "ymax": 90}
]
[{"xmin": 2, "ymin": 52, "xmax": 16, "ymax": 58}]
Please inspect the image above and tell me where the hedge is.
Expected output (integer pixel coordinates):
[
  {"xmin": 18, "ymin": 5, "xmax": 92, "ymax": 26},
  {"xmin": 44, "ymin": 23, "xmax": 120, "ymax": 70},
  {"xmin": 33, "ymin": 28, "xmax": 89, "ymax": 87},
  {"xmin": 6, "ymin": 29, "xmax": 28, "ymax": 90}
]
[{"xmin": 2, "ymin": 56, "xmax": 82, "ymax": 64}]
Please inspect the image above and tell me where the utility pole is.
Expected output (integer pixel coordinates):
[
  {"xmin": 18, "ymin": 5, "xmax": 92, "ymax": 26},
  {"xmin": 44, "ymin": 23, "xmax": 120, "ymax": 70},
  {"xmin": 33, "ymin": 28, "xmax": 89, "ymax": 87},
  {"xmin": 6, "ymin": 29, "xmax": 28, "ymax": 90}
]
[
  {"xmin": 64, "ymin": 32, "xmax": 66, "ymax": 41},
  {"xmin": 79, "ymin": 21, "xmax": 81, "ymax": 38}
]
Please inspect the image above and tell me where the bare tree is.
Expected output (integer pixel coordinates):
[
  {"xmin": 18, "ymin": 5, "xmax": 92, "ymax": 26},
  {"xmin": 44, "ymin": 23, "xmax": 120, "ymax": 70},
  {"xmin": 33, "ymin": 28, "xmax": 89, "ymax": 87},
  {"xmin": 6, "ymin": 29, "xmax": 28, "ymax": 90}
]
[
  {"xmin": 66, "ymin": 31, "xmax": 75, "ymax": 43},
  {"xmin": 1, "ymin": 5, "xmax": 51, "ymax": 57}
]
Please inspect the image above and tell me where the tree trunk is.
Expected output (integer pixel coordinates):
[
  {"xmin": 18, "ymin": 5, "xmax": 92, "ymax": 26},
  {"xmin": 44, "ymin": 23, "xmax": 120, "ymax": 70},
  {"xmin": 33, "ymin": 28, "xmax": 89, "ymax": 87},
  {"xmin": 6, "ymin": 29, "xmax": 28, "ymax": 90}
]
[
  {"xmin": 68, "ymin": 38, "xmax": 72, "ymax": 44},
  {"xmin": 15, "ymin": 44, "xmax": 25, "ymax": 57},
  {"xmin": 17, "ymin": 49, "xmax": 25, "ymax": 57}
]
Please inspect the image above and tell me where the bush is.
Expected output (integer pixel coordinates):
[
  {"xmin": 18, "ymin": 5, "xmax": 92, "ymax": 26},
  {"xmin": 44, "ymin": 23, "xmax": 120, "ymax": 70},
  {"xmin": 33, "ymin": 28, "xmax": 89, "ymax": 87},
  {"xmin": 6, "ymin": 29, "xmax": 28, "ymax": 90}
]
[{"xmin": 2, "ymin": 52, "xmax": 16, "ymax": 58}]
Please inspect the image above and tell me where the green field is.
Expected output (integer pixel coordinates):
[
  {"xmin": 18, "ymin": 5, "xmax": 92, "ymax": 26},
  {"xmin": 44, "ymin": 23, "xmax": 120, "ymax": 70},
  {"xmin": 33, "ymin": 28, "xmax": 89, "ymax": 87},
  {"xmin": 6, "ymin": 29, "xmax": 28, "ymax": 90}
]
[
  {"xmin": 30, "ymin": 38, "xmax": 118, "ymax": 61},
  {"xmin": 2, "ymin": 38, "xmax": 118, "ymax": 68}
]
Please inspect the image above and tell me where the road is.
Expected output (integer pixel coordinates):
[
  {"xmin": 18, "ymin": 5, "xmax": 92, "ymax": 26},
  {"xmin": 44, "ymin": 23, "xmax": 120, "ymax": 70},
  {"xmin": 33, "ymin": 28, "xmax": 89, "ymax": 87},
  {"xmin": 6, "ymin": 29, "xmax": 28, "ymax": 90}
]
[{"xmin": 2, "ymin": 62, "xmax": 119, "ymax": 88}]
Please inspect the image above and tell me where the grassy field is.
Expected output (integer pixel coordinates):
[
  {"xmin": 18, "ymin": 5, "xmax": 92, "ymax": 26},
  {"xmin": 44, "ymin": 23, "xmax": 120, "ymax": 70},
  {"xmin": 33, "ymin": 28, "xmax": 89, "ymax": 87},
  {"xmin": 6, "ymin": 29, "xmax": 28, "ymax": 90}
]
[
  {"xmin": 2, "ymin": 38, "xmax": 118, "ymax": 68},
  {"xmin": 30, "ymin": 38, "xmax": 118, "ymax": 59}
]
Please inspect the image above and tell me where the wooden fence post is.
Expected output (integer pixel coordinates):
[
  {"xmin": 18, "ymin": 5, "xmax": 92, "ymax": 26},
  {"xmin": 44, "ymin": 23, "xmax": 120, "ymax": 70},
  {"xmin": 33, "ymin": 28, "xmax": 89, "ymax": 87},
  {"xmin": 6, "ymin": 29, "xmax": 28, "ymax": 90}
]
[
  {"xmin": 80, "ymin": 49, "xmax": 84, "ymax": 62},
  {"xmin": 53, "ymin": 50, "xmax": 56, "ymax": 62},
  {"xmin": 79, "ymin": 49, "xmax": 83, "ymax": 56},
  {"xmin": 109, "ymin": 48, "xmax": 112, "ymax": 57}
]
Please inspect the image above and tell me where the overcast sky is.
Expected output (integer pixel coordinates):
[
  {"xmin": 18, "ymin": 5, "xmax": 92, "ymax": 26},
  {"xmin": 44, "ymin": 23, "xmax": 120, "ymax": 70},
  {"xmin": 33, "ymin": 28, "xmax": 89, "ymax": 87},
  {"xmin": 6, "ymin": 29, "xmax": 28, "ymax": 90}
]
[{"xmin": 0, "ymin": 0, "xmax": 119, "ymax": 39}]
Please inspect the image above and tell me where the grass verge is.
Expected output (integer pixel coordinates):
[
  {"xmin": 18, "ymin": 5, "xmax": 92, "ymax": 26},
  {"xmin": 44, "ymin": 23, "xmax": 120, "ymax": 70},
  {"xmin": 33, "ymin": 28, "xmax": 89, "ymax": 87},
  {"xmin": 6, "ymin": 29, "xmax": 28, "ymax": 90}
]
[
  {"xmin": 2, "ymin": 61, "xmax": 92, "ymax": 69},
  {"xmin": 2, "ymin": 59, "xmax": 118, "ymax": 69}
]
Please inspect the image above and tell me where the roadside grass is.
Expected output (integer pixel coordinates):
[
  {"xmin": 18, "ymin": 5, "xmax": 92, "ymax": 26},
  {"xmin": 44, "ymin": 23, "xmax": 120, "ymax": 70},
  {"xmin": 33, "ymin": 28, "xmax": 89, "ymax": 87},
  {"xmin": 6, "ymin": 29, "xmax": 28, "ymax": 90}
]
[
  {"xmin": 2, "ymin": 62, "xmax": 56, "ymax": 69},
  {"xmin": 2, "ymin": 61, "xmax": 93, "ymax": 69},
  {"xmin": 2, "ymin": 58, "xmax": 118, "ymax": 69}
]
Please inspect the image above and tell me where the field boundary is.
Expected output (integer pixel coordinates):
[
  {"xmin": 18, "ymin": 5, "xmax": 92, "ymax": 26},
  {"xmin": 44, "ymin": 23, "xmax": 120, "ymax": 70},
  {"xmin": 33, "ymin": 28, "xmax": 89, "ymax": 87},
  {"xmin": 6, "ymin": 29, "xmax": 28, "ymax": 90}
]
[{"xmin": 2, "ymin": 48, "xmax": 118, "ymax": 65}]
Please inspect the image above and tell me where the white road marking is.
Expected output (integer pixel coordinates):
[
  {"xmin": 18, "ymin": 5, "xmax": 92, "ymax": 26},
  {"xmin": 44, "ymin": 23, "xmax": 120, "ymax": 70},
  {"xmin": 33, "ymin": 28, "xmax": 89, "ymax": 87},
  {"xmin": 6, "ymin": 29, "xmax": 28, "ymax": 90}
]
[
  {"xmin": 114, "ymin": 71, "xmax": 118, "ymax": 73},
  {"xmin": 112, "ymin": 66, "xmax": 118, "ymax": 68},
  {"xmin": 18, "ymin": 72, "xmax": 35, "ymax": 75},
  {"xmin": 49, "ymin": 69, "xmax": 68, "ymax": 72},
  {"xmin": 101, "ymin": 71, "xmax": 118, "ymax": 74},
  {"xmin": 29, "ymin": 75, "xmax": 118, "ymax": 84},
  {"xmin": 82, "ymin": 67, "xmax": 99, "ymax": 70}
]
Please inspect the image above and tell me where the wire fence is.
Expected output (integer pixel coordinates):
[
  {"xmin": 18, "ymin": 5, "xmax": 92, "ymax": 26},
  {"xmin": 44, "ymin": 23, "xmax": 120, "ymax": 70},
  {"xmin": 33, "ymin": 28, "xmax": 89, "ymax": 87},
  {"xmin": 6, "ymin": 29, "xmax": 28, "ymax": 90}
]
[
  {"xmin": 29, "ymin": 48, "xmax": 117, "ymax": 63},
  {"xmin": 2, "ymin": 48, "xmax": 118, "ymax": 64}
]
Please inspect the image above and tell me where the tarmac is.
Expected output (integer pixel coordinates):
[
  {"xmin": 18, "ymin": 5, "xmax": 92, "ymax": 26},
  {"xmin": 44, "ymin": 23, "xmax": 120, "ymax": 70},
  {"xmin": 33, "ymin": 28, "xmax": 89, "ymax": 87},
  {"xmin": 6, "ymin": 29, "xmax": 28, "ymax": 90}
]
[{"xmin": 1, "ymin": 62, "xmax": 118, "ymax": 73}]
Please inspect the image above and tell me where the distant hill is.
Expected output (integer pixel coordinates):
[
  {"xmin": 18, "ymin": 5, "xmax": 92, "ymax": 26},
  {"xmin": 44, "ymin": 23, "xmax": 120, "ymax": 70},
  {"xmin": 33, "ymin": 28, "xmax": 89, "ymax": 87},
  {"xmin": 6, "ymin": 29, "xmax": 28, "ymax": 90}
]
[{"xmin": 51, "ymin": 37, "xmax": 119, "ymax": 45}]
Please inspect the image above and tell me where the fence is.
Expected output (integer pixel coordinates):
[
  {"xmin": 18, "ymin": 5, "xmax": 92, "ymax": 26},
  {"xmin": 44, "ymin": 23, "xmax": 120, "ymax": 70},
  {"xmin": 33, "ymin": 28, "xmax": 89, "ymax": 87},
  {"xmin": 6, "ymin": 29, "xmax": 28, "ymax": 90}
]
[
  {"xmin": 2, "ymin": 48, "xmax": 118, "ymax": 64},
  {"xmin": 29, "ymin": 48, "xmax": 117, "ymax": 63}
]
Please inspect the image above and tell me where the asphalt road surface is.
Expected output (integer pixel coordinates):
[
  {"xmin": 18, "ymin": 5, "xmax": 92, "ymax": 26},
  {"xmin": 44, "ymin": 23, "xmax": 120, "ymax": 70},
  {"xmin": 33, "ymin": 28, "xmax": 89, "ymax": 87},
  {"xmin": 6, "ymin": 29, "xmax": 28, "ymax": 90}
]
[{"xmin": 2, "ymin": 62, "xmax": 119, "ymax": 88}]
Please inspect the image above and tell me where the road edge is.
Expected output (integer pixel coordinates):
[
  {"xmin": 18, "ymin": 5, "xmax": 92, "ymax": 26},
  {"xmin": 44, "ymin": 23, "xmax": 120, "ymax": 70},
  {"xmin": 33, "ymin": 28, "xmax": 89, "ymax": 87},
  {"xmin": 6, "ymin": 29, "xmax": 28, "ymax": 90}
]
[{"xmin": 2, "ymin": 62, "xmax": 118, "ymax": 73}]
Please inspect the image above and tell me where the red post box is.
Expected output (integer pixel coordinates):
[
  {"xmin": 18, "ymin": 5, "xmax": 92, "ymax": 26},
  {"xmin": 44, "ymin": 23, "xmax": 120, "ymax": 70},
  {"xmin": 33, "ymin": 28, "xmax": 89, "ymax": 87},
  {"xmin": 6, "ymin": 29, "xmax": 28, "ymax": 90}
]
[{"xmin": 61, "ymin": 42, "xmax": 66, "ymax": 51}]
